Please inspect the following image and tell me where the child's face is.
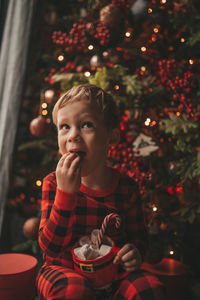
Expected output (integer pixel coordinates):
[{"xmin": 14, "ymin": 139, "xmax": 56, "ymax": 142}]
[{"xmin": 56, "ymin": 99, "xmax": 118, "ymax": 177}]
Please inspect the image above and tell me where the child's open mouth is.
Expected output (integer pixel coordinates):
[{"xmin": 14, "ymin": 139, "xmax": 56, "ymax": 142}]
[{"xmin": 70, "ymin": 150, "xmax": 86, "ymax": 159}]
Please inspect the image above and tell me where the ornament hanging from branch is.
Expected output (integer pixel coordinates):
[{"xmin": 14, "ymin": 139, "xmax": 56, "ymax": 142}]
[
  {"xmin": 90, "ymin": 54, "xmax": 103, "ymax": 68},
  {"xmin": 132, "ymin": 133, "xmax": 159, "ymax": 157},
  {"xmin": 29, "ymin": 116, "xmax": 51, "ymax": 138},
  {"xmin": 99, "ymin": 4, "xmax": 122, "ymax": 28},
  {"xmin": 131, "ymin": 98, "xmax": 143, "ymax": 121}
]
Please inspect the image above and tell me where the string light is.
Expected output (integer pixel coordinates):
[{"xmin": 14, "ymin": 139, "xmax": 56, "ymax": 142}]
[
  {"xmin": 176, "ymin": 111, "xmax": 181, "ymax": 116},
  {"xmin": 169, "ymin": 250, "xmax": 174, "ymax": 255},
  {"xmin": 114, "ymin": 85, "xmax": 120, "ymax": 90},
  {"xmin": 41, "ymin": 103, "xmax": 48, "ymax": 109},
  {"xmin": 44, "ymin": 89, "xmax": 55, "ymax": 102},
  {"xmin": 180, "ymin": 38, "xmax": 185, "ymax": 43},
  {"xmin": 125, "ymin": 31, "xmax": 131, "ymax": 38},
  {"xmin": 153, "ymin": 27, "xmax": 159, "ymax": 33},
  {"xmin": 150, "ymin": 120, "xmax": 156, "ymax": 126},
  {"xmin": 189, "ymin": 59, "xmax": 194, "ymax": 65},
  {"xmin": 42, "ymin": 109, "xmax": 48, "ymax": 116},
  {"xmin": 152, "ymin": 205, "xmax": 158, "ymax": 212},
  {"xmin": 88, "ymin": 44, "xmax": 94, "ymax": 50},
  {"xmin": 141, "ymin": 46, "xmax": 147, "ymax": 52},
  {"xmin": 161, "ymin": 0, "xmax": 167, "ymax": 4},
  {"xmin": 84, "ymin": 71, "xmax": 91, "ymax": 77},
  {"xmin": 141, "ymin": 66, "xmax": 146, "ymax": 72},
  {"xmin": 57, "ymin": 54, "xmax": 64, "ymax": 62},
  {"xmin": 148, "ymin": 8, "xmax": 152, "ymax": 13},
  {"xmin": 36, "ymin": 180, "xmax": 42, "ymax": 187},
  {"xmin": 102, "ymin": 51, "xmax": 109, "ymax": 58},
  {"xmin": 145, "ymin": 117, "xmax": 151, "ymax": 126}
]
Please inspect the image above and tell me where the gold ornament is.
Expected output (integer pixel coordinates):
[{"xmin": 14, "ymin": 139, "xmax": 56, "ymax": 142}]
[{"xmin": 99, "ymin": 4, "xmax": 122, "ymax": 28}]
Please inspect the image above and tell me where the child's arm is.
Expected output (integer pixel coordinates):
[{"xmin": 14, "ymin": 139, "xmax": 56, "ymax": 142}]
[
  {"xmin": 38, "ymin": 153, "xmax": 83, "ymax": 258},
  {"xmin": 38, "ymin": 173, "xmax": 78, "ymax": 258}
]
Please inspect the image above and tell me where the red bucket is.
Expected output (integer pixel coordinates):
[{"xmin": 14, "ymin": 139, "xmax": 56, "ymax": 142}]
[
  {"xmin": 0, "ymin": 253, "xmax": 38, "ymax": 300},
  {"xmin": 71, "ymin": 236, "xmax": 128, "ymax": 289}
]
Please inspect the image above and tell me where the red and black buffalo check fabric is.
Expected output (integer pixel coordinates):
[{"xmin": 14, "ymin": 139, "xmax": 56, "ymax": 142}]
[{"xmin": 37, "ymin": 168, "xmax": 166, "ymax": 299}]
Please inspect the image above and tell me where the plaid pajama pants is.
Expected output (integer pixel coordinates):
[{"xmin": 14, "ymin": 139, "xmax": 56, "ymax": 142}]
[{"xmin": 37, "ymin": 264, "xmax": 166, "ymax": 300}]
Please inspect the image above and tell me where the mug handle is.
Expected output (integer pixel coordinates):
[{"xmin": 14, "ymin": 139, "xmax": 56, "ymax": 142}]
[{"xmin": 112, "ymin": 247, "xmax": 129, "ymax": 281}]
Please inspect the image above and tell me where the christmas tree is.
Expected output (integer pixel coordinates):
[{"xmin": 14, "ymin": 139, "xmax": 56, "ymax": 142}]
[{"xmin": 4, "ymin": 0, "xmax": 200, "ymax": 293}]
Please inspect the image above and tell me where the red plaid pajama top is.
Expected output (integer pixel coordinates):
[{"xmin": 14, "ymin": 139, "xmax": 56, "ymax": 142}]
[{"xmin": 38, "ymin": 168, "xmax": 148, "ymax": 268}]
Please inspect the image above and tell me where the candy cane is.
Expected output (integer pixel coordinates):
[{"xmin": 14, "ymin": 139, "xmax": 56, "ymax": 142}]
[{"xmin": 95, "ymin": 213, "xmax": 121, "ymax": 249}]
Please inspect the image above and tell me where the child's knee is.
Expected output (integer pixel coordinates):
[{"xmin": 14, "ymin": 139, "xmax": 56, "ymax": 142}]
[
  {"xmin": 48, "ymin": 273, "xmax": 96, "ymax": 299},
  {"xmin": 37, "ymin": 266, "xmax": 96, "ymax": 300},
  {"xmin": 114, "ymin": 271, "xmax": 166, "ymax": 300}
]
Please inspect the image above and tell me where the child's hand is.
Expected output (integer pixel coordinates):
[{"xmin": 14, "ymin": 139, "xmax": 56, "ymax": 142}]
[
  {"xmin": 113, "ymin": 243, "xmax": 142, "ymax": 272},
  {"xmin": 56, "ymin": 152, "xmax": 82, "ymax": 193}
]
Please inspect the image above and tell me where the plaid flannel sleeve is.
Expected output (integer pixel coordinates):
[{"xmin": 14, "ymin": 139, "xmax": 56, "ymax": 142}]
[{"xmin": 38, "ymin": 174, "xmax": 77, "ymax": 258}]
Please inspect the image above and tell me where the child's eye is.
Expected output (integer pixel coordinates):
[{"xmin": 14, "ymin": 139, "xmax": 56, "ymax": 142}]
[
  {"xmin": 60, "ymin": 124, "xmax": 69, "ymax": 130},
  {"xmin": 82, "ymin": 122, "xmax": 94, "ymax": 129}
]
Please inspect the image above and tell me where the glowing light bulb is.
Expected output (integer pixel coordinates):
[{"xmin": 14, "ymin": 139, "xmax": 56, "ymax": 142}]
[
  {"xmin": 148, "ymin": 8, "xmax": 152, "ymax": 13},
  {"xmin": 88, "ymin": 44, "xmax": 94, "ymax": 50},
  {"xmin": 114, "ymin": 85, "xmax": 119, "ymax": 90},
  {"xmin": 36, "ymin": 180, "xmax": 42, "ymax": 187},
  {"xmin": 189, "ymin": 59, "xmax": 194, "ymax": 65},
  {"xmin": 152, "ymin": 205, "xmax": 158, "ymax": 212},
  {"xmin": 84, "ymin": 71, "xmax": 91, "ymax": 77},
  {"xmin": 153, "ymin": 27, "xmax": 159, "ymax": 33},
  {"xmin": 44, "ymin": 89, "xmax": 55, "ymax": 102},
  {"xmin": 176, "ymin": 111, "xmax": 181, "ymax": 116},
  {"xmin": 125, "ymin": 31, "xmax": 131, "ymax": 38},
  {"xmin": 180, "ymin": 38, "xmax": 185, "ymax": 43},
  {"xmin": 42, "ymin": 102, "xmax": 48, "ymax": 109},
  {"xmin": 141, "ymin": 66, "xmax": 146, "ymax": 72},
  {"xmin": 42, "ymin": 109, "xmax": 48, "ymax": 116},
  {"xmin": 151, "ymin": 120, "xmax": 156, "ymax": 126},
  {"xmin": 141, "ymin": 46, "xmax": 147, "ymax": 52},
  {"xmin": 57, "ymin": 54, "xmax": 64, "ymax": 62},
  {"xmin": 145, "ymin": 117, "xmax": 151, "ymax": 126},
  {"xmin": 169, "ymin": 250, "xmax": 174, "ymax": 255},
  {"xmin": 161, "ymin": 0, "xmax": 167, "ymax": 4}
]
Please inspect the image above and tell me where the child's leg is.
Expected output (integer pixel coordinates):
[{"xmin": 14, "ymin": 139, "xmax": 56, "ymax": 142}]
[
  {"xmin": 37, "ymin": 264, "xmax": 96, "ymax": 300},
  {"xmin": 112, "ymin": 271, "xmax": 166, "ymax": 300}
]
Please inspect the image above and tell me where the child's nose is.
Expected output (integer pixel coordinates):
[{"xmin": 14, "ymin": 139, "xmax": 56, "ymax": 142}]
[{"xmin": 68, "ymin": 127, "xmax": 80, "ymax": 141}]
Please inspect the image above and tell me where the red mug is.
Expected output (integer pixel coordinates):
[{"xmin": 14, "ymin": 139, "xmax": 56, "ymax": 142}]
[{"xmin": 71, "ymin": 236, "xmax": 129, "ymax": 289}]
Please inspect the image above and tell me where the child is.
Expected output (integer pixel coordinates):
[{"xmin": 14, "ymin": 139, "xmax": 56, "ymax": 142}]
[{"xmin": 37, "ymin": 84, "xmax": 165, "ymax": 299}]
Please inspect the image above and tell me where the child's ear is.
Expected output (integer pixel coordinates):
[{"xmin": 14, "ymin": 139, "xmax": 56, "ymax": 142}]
[{"xmin": 108, "ymin": 128, "xmax": 120, "ymax": 146}]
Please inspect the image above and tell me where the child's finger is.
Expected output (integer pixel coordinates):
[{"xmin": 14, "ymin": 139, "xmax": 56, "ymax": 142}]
[
  {"xmin": 113, "ymin": 244, "xmax": 134, "ymax": 264},
  {"xmin": 68, "ymin": 154, "xmax": 82, "ymax": 174},
  {"xmin": 62, "ymin": 152, "xmax": 77, "ymax": 169},
  {"xmin": 57, "ymin": 153, "xmax": 69, "ymax": 167},
  {"xmin": 121, "ymin": 250, "xmax": 136, "ymax": 263},
  {"xmin": 123, "ymin": 259, "xmax": 137, "ymax": 268}
]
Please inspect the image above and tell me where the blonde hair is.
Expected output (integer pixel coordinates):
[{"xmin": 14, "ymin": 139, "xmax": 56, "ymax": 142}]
[{"xmin": 52, "ymin": 84, "xmax": 120, "ymax": 130}]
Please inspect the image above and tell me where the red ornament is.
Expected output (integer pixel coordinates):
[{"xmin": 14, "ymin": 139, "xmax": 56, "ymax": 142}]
[
  {"xmin": 23, "ymin": 217, "xmax": 40, "ymax": 240},
  {"xmin": 29, "ymin": 116, "xmax": 51, "ymax": 138}
]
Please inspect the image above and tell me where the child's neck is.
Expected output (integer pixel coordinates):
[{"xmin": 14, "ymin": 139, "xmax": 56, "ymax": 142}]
[{"xmin": 81, "ymin": 166, "xmax": 113, "ymax": 191}]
